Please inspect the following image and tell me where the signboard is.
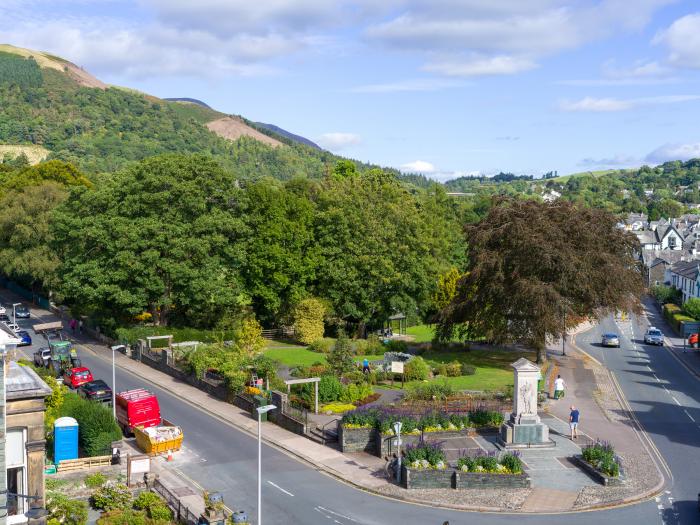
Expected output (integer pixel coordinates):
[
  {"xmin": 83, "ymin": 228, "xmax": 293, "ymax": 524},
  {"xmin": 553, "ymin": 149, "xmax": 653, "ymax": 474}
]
[
  {"xmin": 681, "ymin": 321, "xmax": 700, "ymax": 337},
  {"xmin": 127, "ymin": 454, "xmax": 150, "ymax": 486},
  {"xmin": 390, "ymin": 361, "xmax": 404, "ymax": 374}
]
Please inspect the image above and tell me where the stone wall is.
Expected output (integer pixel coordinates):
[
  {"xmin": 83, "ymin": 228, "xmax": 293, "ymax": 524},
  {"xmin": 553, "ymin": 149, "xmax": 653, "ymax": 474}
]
[
  {"xmin": 232, "ymin": 394, "xmax": 256, "ymax": 415},
  {"xmin": 274, "ymin": 412, "xmax": 307, "ymax": 435},
  {"xmin": 338, "ymin": 425, "xmax": 377, "ymax": 454},
  {"xmin": 571, "ymin": 455, "xmax": 624, "ymax": 486},
  {"xmin": 455, "ymin": 471, "xmax": 531, "ymax": 489},
  {"xmin": 379, "ymin": 429, "xmax": 477, "ymax": 458},
  {"xmin": 401, "ymin": 467, "xmax": 454, "ymax": 489}
]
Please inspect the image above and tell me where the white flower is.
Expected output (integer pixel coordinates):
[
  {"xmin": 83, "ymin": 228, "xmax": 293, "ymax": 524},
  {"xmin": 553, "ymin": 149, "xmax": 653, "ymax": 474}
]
[
  {"xmin": 460, "ymin": 465, "xmax": 469, "ymax": 472},
  {"xmin": 420, "ymin": 459, "xmax": 430, "ymax": 469},
  {"xmin": 475, "ymin": 465, "xmax": 485, "ymax": 472},
  {"xmin": 435, "ymin": 461, "xmax": 445, "ymax": 470}
]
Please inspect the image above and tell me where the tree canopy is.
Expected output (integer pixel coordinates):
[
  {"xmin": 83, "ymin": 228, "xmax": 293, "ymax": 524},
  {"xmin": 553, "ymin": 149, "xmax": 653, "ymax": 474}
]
[{"xmin": 438, "ymin": 197, "xmax": 644, "ymax": 362}]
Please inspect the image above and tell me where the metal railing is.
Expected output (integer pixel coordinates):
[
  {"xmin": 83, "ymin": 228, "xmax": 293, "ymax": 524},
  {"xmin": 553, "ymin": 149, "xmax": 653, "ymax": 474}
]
[
  {"xmin": 153, "ymin": 479, "xmax": 200, "ymax": 525},
  {"xmin": 283, "ymin": 402, "xmax": 308, "ymax": 425}
]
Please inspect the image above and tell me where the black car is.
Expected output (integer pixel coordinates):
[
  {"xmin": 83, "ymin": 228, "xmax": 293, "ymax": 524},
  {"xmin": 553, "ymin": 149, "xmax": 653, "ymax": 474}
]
[
  {"xmin": 77, "ymin": 380, "xmax": 113, "ymax": 405},
  {"xmin": 14, "ymin": 305, "xmax": 30, "ymax": 319}
]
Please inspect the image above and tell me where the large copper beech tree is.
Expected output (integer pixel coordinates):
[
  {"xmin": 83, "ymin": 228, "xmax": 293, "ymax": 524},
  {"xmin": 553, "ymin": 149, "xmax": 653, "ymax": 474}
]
[{"xmin": 437, "ymin": 197, "xmax": 643, "ymax": 363}]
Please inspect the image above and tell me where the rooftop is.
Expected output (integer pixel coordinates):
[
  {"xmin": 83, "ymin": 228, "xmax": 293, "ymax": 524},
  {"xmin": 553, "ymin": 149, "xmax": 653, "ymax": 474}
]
[{"xmin": 6, "ymin": 361, "xmax": 52, "ymax": 400}]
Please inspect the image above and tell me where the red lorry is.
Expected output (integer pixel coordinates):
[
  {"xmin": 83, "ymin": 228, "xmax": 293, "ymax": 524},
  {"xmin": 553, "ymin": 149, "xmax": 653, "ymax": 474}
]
[{"xmin": 116, "ymin": 389, "xmax": 161, "ymax": 436}]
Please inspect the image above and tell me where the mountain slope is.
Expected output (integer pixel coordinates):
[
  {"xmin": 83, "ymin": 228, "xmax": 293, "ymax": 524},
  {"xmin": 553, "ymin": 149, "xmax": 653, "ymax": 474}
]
[
  {"xmin": 253, "ymin": 122, "xmax": 321, "ymax": 149},
  {"xmin": 0, "ymin": 45, "xmax": 354, "ymax": 177}
]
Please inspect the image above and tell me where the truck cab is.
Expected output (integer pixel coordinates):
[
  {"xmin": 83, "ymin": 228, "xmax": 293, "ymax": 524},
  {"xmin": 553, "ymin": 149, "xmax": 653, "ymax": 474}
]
[{"xmin": 116, "ymin": 389, "xmax": 161, "ymax": 436}]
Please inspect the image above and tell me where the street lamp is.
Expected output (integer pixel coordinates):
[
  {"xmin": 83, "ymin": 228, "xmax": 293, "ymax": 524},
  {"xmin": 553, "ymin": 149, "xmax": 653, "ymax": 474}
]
[
  {"xmin": 393, "ymin": 421, "xmax": 402, "ymax": 483},
  {"xmin": 11, "ymin": 303, "xmax": 20, "ymax": 326},
  {"xmin": 110, "ymin": 345, "xmax": 125, "ymax": 420},
  {"xmin": 255, "ymin": 404, "xmax": 276, "ymax": 525}
]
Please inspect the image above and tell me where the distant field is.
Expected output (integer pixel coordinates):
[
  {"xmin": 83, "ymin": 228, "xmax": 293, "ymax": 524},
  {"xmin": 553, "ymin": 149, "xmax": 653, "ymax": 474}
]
[
  {"xmin": 0, "ymin": 145, "xmax": 50, "ymax": 165},
  {"xmin": 552, "ymin": 168, "xmax": 631, "ymax": 182}
]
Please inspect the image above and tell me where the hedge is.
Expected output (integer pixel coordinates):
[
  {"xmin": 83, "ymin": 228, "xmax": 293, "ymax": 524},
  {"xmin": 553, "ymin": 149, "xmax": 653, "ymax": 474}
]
[{"xmin": 663, "ymin": 303, "xmax": 696, "ymax": 333}]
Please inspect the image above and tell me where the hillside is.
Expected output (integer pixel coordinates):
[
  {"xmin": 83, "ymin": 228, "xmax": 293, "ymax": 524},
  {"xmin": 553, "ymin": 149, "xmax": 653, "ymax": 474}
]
[{"xmin": 0, "ymin": 45, "xmax": 367, "ymax": 178}]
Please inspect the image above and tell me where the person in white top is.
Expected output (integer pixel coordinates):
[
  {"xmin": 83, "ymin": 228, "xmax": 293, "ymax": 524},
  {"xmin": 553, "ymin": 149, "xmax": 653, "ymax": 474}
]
[{"xmin": 554, "ymin": 375, "xmax": 565, "ymax": 399}]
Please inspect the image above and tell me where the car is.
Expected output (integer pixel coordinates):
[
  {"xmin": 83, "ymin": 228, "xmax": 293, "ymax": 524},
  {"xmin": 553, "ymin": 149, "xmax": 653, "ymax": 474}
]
[
  {"xmin": 63, "ymin": 367, "xmax": 94, "ymax": 389},
  {"xmin": 14, "ymin": 305, "xmax": 29, "ymax": 319},
  {"xmin": 0, "ymin": 314, "xmax": 10, "ymax": 323},
  {"xmin": 644, "ymin": 327, "xmax": 664, "ymax": 346},
  {"xmin": 16, "ymin": 330, "xmax": 31, "ymax": 346},
  {"xmin": 601, "ymin": 333, "xmax": 620, "ymax": 347},
  {"xmin": 33, "ymin": 347, "xmax": 51, "ymax": 367},
  {"xmin": 689, "ymin": 333, "xmax": 698, "ymax": 348},
  {"xmin": 5, "ymin": 322, "xmax": 21, "ymax": 333},
  {"xmin": 78, "ymin": 380, "xmax": 113, "ymax": 405}
]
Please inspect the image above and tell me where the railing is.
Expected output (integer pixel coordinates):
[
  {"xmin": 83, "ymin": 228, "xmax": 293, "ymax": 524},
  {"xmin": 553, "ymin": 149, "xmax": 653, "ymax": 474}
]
[
  {"xmin": 283, "ymin": 402, "xmax": 308, "ymax": 425},
  {"xmin": 320, "ymin": 417, "xmax": 340, "ymax": 444},
  {"xmin": 153, "ymin": 478, "xmax": 202, "ymax": 525},
  {"xmin": 261, "ymin": 327, "xmax": 295, "ymax": 340}
]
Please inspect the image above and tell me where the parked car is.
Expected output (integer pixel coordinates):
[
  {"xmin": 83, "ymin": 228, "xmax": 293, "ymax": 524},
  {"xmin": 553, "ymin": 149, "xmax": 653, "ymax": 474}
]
[
  {"xmin": 116, "ymin": 389, "xmax": 161, "ymax": 436},
  {"xmin": 14, "ymin": 305, "xmax": 30, "ymax": 319},
  {"xmin": 78, "ymin": 380, "xmax": 113, "ymax": 405},
  {"xmin": 644, "ymin": 327, "xmax": 664, "ymax": 346},
  {"xmin": 689, "ymin": 333, "xmax": 698, "ymax": 348},
  {"xmin": 63, "ymin": 367, "xmax": 94, "ymax": 389},
  {"xmin": 5, "ymin": 322, "xmax": 21, "ymax": 333},
  {"xmin": 601, "ymin": 333, "xmax": 620, "ymax": 348},
  {"xmin": 17, "ymin": 330, "xmax": 31, "ymax": 346},
  {"xmin": 33, "ymin": 347, "xmax": 51, "ymax": 367}
]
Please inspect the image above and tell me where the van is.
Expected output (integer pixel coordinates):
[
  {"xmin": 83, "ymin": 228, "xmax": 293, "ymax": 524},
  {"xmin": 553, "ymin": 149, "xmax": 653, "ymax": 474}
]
[{"xmin": 115, "ymin": 389, "xmax": 161, "ymax": 435}]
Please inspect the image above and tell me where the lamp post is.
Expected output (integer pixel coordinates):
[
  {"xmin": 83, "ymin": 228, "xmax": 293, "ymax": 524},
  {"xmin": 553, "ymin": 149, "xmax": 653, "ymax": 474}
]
[
  {"xmin": 110, "ymin": 345, "xmax": 125, "ymax": 420},
  {"xmin": 255, "ymin": 404, "xmax": 276, "ymax": 525},
  {"xmin": 11, "ymin": 303, "xmax": 20, "ymax": 327},
  {"xmin": 393, "ymin": 421, "xmax": 402, "ymax": 483}
]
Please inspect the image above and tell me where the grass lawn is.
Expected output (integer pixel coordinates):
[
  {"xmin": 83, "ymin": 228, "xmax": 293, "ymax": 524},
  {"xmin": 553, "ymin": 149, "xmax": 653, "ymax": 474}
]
[
  {"xmin": 263, "ymin": 346, "xmax": 384, "ymax": 367},
  {"xmin": 406, "ymin": 324, "xmax": 435, "ymax": 343},
  {"xmin": 265, "ymin": 339, "xmax": 306, "ymax": 349}
]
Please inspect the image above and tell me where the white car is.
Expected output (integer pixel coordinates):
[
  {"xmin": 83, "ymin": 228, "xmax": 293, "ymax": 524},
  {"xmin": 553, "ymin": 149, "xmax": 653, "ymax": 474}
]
[
  {"xmin": 0, "ymin": 305, "xmax": 7, "ymax": 315},
  {"xmin": 5, "ymin": 323, "xmax": 21, "ymax": 333}
]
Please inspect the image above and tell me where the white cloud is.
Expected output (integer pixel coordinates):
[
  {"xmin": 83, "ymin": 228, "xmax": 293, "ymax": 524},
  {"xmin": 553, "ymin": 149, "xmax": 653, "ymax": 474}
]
[
  {"xmin": 349, "ymin": 78, "xmax": 467, "ymax": 93},
  {"xmin": 654, "ymin": 13, "xmax": 700, "ymax": 69},
  {"xmin": 646, "ymin": 142, "xmax": 700, "ymax": 163},
  {"xmin": 559, "ymin": 95, "xmax": 700, "ymax": 112},
  {"xmin": 424, "ymin": 55, "xmax": 537, "ymax": 77},
  {"xmin": 316, "ymin": 132, "xmax": 362, "ymax": 151},
  {"xmin": 400, "ymin": 160, "xmax": 436, "ymax": 173}
]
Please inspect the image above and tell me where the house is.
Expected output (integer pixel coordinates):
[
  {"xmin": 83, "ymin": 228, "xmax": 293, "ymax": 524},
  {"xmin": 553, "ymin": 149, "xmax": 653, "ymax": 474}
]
[
  {"xmin": 0, "ymin": 328, "xmax": 51, "ymax": 525},
  {"xmin": 642, "ymin": 250, "xmax": 688, "ymax": 287},
  {"xmin": 668, "ymin": 260, "xmax": 700, "ymax": 303}
]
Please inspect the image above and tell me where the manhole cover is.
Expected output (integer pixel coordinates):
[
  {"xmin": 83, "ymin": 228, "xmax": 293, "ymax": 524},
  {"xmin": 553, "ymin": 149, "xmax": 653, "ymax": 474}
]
[{"xmin": 172, "ymin": 487, "xmax": 197, "ymax": 497}]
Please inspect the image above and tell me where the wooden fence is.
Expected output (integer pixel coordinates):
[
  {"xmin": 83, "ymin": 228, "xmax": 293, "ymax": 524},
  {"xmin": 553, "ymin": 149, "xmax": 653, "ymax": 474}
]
[{"xmin": 57, "ymin": 455, "xmax": 112, "ymax": 472}]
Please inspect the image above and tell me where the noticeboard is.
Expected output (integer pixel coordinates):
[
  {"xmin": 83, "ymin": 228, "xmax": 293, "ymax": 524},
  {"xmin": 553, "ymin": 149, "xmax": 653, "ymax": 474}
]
[{"xmin": 390, "ymin": 361, "xmax": 404, "ymax": 374}]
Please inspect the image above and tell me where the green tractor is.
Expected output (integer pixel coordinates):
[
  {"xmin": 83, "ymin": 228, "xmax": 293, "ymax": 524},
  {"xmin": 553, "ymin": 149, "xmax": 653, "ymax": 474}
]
[{"xmin": 48, "ymin": 340, "xmax": 81, "ymax": 377}]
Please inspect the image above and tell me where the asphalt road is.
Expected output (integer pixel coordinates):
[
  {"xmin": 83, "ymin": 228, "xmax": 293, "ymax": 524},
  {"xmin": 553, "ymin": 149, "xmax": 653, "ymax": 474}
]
[{"xmin": 3, "ymin": 292, "xmax": 689, "ymax": 525}]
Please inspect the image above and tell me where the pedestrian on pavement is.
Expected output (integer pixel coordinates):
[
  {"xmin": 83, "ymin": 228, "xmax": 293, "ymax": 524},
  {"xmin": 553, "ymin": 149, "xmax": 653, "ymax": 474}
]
[
  {"xmin": 554, "ymin": 374, "xmax": 565, "ymax": 399},
  {"xmin": 69, "ymin": 318, "xmax": 76, "ymax": 334},
  {"xmin": 78, "ymin": 319, "xmax": 83, "ymax": 334},
  {"xmin": 569, "ymin": 405, "xmax": 580, "ymax": 439}
]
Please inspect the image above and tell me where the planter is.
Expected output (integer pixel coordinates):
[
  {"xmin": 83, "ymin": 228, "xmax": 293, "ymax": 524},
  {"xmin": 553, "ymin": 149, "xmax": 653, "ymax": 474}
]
[
  {"xmin": 571, "ymin": 455, "xmax": 625, "ymax": 486},
  {"xmin": 338, "ymin": 425, "xmax": 378, "ymax": 454},
  {"xmin": 455, "ymin": 471, "xmax": 531, "ymax": 489},
  {"xmin": 401, "ymin": 466, "xmax": 454, "ymax": 489}
]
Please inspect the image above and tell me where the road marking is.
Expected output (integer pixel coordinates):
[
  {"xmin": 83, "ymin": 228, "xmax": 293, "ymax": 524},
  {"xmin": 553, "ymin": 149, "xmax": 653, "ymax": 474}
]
[
  {"xmin": 671, "ymin": 396, "xmax": 681, "ymax": 406},
  {"xmin": 684, "ymin": 409, "xmax": 695, "ymax": 422},
  {"xmin": 315, "ymin": 506, "xmax": 357, "ymax": 523},
  {"xmin": 267, "ymin": 480, "xmax": 294, "ymax": 496}
]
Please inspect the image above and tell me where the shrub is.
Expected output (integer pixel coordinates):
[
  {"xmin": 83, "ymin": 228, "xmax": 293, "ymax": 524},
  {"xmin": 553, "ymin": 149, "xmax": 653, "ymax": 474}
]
[
  {"xmin": 435, "ymin": 364, "xmax": 448, "ymax": 376},
  {"xmin": 385, "ymin": 340, "xmax": 408, "ymax": 353},
  {"xmin": 235, "ymin": 317, "xmax": 266, "ymax": 356},
  {"xmin": 469, "ymin": 410, "xmax": 504, "ymax": 427},
  {"xmin": 343, "ymin": 371, "xmax": 365, "ymax": 384},
  {"xmin": 405, "ymin": 381, "xmax": 454, "ymax": 401},
  {"xmin": 500, "ymin": 452, "xmax": 523, "ymax": 474},
  {"xmin": 684, "ymin": 298, "xmax": 700, "ymax": 320},
  {"xmin": 322, "ymin": 403, "xmax": 357, "ymax": 414},
  {"xmin": 91, "ymin": 483, "xmax": 132, "ymax": 511},
  {"xmin": 47, "ymin": 492, "xmax": 88, "ymax": 525},
  {"xmin": 147, "ymin": 504, "xmax": 172, "ymax": 522},
  {"xmin": 60, "ymin": 393, "xmax": 122, "ymax": 456},
  {"xmin": 651, "ymin": 285, "xmax": 681, "ymax": 305},
  {"xmin": 327, "ymin": 331, "xmax": 354, "ymax": 375},
  {"xmin": 96, "ymin": 509, "xmax": 147, "ymax": 525},
  {"xmin": 461, "ymin": 364, "xmax": 476, "ymax": 376},
  {"xmin": 134, "ymin": 491, "xmax": 172, "ymax": 521},
  {"xmin": 308, "ymin": 338, "xmax": 334, "ymax": 353},
  {"xmin": 342, "ymin": 407, "xmax": 381, "ymax": 428},
  {"xmin": 352, "ymin": 339, "xmax": 368, "ymax": 356},
  {"xmin": 445, "ymin": 360, "xmax": 462, "ymax": 377},
  {"xmin": 84, "ymin": 472, "xmax": 108, "ymax": 489},
  {"xmin": 317, "ymin": 375, "xmax": 343, "ymax": 403},
  {"xmin": 404, "ymin": 441, "xmax": 446, "ymax": 469},
  {"xmin": 403, "ymin": 357, "xmax": 429, "ymax": 381},
  {"xmin": 582, "ymin": 440, "xmax": 619, "ymax": 477},
  {"xmin": 293, "ymin": 298, "xmax": 327, "ymax": 345},
  {"xmin": 365, "ymin": 334, "xmax": 384, "ymax": 355}
]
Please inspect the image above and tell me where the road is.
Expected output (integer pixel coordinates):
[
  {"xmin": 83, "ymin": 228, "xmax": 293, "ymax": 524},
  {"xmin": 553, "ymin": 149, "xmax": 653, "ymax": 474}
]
[{"xmin": 3, "ymin": 292, "xmax": 688, "ymax": 525}]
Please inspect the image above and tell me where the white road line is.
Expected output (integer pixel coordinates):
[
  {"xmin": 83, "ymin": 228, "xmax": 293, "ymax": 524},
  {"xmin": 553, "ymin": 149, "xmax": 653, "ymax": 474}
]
[
  {"xmin": 316, "ymin": 506, "xmax": 357, "ymax": 523},
  {"xmin": 671, "ymin": 396, "xmax": 681, "ymax": 406},
  {"xmin": 684, "ymin": 409, "xmax": 696, "ymax": 422},
  {"xmin": 267, "ymin": 480, "xmax": 294, "ymax": 496}
]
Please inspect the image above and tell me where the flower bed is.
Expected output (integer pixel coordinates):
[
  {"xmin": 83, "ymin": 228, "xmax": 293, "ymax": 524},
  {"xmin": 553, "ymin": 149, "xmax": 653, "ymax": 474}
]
[{"xmin": 575, "ymin": 440, "xmax": 623, "ymax": 486}]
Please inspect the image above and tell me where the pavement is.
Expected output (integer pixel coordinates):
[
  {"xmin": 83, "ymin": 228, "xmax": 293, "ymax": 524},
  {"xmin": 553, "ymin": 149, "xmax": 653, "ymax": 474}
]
[{"xmin": 0, "ymin": 286, "xmax": 692, "ymax": 524}]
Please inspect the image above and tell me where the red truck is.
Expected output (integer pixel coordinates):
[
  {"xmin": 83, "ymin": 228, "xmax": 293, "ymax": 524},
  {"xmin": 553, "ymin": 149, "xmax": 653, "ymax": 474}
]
[{"xmin": 116, "ymin": 389, "xmax": 161, "ymax": 436}]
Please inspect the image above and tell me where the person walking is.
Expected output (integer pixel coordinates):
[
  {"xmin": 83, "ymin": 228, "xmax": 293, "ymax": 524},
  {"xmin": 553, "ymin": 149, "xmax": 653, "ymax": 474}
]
[
  {"xmin": 69, "ymin": 318, "xmax": 76, "ymax": 334},
  {"xmin": 362, "ymin": 358, "xmax": 370, "ymax": 374},
  {"xmin": 78, "ymin": 319, "xmax": 83, "ymax": 334},
  {"xmin": 554, "ymin": 374, "xmax": 565, "ymax": 399},
  {"xmin": 569, "ymin": 405, "xmax": 580, "ymax": 439}
]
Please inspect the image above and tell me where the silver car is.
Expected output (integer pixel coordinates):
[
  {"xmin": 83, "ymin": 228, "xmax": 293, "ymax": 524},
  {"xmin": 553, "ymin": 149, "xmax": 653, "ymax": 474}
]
[
  {"xmin": 601, "ymin": 333, "xmax": 620, "ymax": 348},
  {"xmin": 644, "ymin": 327, "xmax": 664, "ymax": 346}
]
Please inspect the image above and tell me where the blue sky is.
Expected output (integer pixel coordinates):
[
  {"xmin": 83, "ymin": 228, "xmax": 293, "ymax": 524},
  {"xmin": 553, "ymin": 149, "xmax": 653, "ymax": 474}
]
[{"xmin": 2, "ymin": 0, "xmax": 700, "ymax": 180}]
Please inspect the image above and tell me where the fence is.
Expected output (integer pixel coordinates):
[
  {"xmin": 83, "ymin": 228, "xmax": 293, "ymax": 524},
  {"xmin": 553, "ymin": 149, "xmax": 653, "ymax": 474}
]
[
  {"xmin": 56, "ymin": 455, "xmax": 112, "ymax": 472},
  {"xmin": 283, "ymin": 402, "xmax": 308, "ymax": 426},
  {"xmin": 153, "ymin": 478, "xmax": 202, "ymax": 525},
  {"xmin": 261, "ymin": 327, "xmax": 295, "ymax": 340}
]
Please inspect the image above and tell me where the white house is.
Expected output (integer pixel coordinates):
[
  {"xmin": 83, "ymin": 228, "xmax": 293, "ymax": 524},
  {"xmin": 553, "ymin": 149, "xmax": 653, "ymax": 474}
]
[{"xmin": 668, "ymin": 260, "xmax": 700, "ymax": 303}]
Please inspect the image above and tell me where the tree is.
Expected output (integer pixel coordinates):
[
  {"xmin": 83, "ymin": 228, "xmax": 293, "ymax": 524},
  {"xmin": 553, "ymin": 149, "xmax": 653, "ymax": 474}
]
[
  {"xmin": 52, "ymin": 154, "xmax": 247, "ymax": 327},
  {"xmin": 683, "ymin": 298, "xmax": 700, "ymax": 320},
  {"xmin": 235, "ymin": 317, "xmax": 265, "ymax": 356},
  {"xmin": 438, "ymin": 197, "xmax": 643, "ymax": 363},
  {"xmin": 327, "ymin": 330, "xmax": 354, "ymax": 375},
  {"xmin": 432, "ymin": 268, "xmax": 462, "ymax": 312},
  {"xmin": 293, "ymin": 297, "xmax": 326, "ymax": 345}
]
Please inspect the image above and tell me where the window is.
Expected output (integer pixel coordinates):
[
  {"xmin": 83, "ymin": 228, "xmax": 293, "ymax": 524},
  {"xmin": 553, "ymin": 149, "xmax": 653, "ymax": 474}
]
[{"xmin": 6, "ymin": 429, "xmax": 27, "ymax": 521}]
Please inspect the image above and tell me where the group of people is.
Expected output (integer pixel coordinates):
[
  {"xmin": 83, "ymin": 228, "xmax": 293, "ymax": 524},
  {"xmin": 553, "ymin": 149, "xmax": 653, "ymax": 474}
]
[
  {"xmin": 69, "ymin": 318, "xmax": 83, "ymax": 334},
  {"xmin": 553, "ymin": 374, "xmax": 580, "ymax": 440}
]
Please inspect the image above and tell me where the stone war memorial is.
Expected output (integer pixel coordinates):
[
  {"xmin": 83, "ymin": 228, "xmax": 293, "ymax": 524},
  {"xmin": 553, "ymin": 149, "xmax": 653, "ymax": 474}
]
[{"xmin": 500, "ymin": 358, "xmax": 554, "ymax": 448}]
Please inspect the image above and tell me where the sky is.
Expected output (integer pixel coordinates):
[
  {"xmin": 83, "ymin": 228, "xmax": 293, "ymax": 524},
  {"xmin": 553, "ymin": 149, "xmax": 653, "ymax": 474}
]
[{"xmin": 2, "ymin": 1, "xmax": 700, "ymax": 181}]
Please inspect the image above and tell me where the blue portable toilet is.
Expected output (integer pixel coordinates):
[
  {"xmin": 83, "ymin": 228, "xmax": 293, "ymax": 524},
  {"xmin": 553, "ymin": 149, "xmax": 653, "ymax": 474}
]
[{"xmin": 54, "ymin": 416, "xmax": 78, "ymax": 464}]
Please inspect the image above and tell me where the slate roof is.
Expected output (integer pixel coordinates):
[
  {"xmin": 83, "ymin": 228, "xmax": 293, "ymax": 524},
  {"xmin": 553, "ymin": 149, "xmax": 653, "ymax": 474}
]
[
  {"xmin": 669, "ymin": 260, "xmax": 700, "ymax": 280},
  {"xmin": 6, "ymin": 361, "xmax": 52, "ymax": 400}
]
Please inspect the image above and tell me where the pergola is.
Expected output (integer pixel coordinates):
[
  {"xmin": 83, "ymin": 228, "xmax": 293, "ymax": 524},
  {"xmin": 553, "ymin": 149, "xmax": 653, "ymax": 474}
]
[
  {"xmin": 284, "ymin": 377, "xmax": 320, "ymax": 414},
  {"xmin": 386, "ymin": 312, "xmax": 407, "ymax": 335}
]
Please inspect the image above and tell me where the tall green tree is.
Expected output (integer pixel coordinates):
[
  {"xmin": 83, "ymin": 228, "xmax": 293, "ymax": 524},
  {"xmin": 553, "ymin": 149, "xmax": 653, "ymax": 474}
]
[
  {"xmin": 52, "ymin": 154, "xmax": 247, "ymax": 327},
  {"xmin": 438, "ymin": 198, "xmax": 643, "ymax": 362}
]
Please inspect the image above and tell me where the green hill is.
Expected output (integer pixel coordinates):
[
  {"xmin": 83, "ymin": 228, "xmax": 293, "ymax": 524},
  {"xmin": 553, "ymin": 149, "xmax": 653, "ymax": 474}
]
[{"xmin": 0, "ymin": 45, "xmax": 384, "ymax": 179}]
